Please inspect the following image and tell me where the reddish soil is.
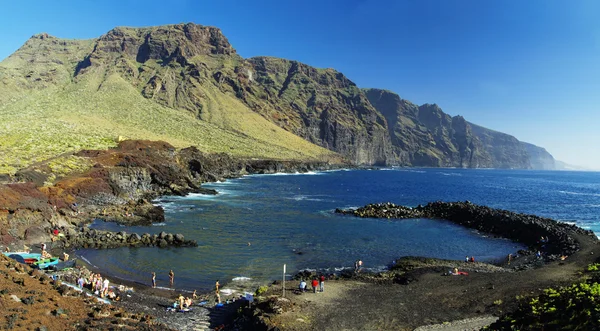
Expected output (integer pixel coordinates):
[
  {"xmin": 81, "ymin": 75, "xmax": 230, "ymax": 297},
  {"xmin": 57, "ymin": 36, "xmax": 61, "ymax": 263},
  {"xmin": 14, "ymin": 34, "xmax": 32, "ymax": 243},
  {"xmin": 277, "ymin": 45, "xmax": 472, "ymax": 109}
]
[{"xmin": 0, "ymin": 254, "xmax": 172, "ymax": 330}]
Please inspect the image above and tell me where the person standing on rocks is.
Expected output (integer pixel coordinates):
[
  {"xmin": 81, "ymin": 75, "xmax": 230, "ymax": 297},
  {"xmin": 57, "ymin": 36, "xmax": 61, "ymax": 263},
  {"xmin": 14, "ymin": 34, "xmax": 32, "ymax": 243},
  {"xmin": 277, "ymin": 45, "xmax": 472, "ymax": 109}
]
[
  {"xmin": 151, "ymin": 272, "xmax": 156, "ymax": 288},
  {"xmin": 169, "ymin": 269, "xmax": 174, "ymax": 287}
]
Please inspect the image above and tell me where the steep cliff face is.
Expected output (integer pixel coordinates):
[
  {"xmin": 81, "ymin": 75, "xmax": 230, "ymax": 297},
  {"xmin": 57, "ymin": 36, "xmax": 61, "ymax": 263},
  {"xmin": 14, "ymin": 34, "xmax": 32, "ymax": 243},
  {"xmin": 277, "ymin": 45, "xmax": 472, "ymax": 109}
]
[
  {"xmin": 522, "ymin": 142, "xmax": 556, "ymax": 170},
  {"xmin": 364, "ymin": 88, "xmax": 552, "ymax": 169},
  {"xmin": 364, "ymin": 88, "xmax": 486, "ymax": 167},
  {"xmin": 243, "ymin": 57, "xmax": 394, "ymax": 165},
  {"xmin": 468, "ymin": 124, "xmax": 530, "ymax": 169}
]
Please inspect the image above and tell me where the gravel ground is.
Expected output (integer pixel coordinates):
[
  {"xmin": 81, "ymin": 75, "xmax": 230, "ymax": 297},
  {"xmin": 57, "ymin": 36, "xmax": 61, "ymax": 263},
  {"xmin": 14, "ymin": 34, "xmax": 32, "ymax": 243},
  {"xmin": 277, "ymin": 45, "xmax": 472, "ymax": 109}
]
[{"xmin": 414, "ymin": 316, "xmax": 499, "ymax": 331}]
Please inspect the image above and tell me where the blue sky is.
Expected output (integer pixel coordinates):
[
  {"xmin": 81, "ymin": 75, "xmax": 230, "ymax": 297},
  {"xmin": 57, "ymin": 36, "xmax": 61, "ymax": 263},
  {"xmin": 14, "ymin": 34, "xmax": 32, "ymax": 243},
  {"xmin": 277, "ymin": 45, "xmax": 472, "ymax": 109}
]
[{"xmin": 1, "ymin": 0, "xmax": 599, "ymax": 169}]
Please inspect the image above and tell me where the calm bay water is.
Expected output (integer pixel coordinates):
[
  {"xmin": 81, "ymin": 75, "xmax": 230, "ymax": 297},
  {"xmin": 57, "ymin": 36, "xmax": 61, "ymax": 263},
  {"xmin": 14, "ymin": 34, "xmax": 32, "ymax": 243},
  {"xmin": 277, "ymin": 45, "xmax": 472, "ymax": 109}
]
[{"xmin": 79, "ymin": 168, "xmax": 600, "ymax": 293}]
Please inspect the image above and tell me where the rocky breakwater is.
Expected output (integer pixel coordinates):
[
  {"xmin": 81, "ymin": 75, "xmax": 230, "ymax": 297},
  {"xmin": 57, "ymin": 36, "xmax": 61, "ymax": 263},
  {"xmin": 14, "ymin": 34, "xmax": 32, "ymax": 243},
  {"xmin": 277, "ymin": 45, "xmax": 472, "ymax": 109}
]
[
  {"xmin": 56, "ymin": 227, "xmax": 197, "ymax": 250},
  {"xmin": 336, "ymin": 201, "xmax": 598, "ymax": 259}
]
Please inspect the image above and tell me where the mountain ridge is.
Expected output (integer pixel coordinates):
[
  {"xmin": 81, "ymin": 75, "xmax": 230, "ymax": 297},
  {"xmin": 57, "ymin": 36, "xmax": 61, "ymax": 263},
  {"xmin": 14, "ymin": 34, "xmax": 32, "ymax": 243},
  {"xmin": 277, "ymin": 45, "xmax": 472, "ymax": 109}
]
[{"xmin": 0, "ymin": 23, "xmax": 555, "ymax": 174}]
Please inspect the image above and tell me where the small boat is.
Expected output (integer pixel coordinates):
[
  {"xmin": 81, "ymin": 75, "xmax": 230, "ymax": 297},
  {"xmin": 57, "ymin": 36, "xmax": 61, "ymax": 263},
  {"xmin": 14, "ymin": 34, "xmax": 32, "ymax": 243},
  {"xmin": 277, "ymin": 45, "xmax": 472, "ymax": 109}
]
[
  {"xmin": 4, "ymin": 253, "xmax": 42, "ymax": 264},
  {"xmin": 33, "ymin": 257, "xmax": 60, "ymax": 269}
]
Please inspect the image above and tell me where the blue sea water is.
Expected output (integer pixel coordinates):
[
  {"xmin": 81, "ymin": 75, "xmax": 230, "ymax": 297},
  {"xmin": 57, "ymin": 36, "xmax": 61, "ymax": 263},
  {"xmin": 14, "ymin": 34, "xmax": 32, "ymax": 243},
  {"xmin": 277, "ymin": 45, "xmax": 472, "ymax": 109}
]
[{"xmin": 78, "ymin": 168, "xmax": 600, "ymax": 293}]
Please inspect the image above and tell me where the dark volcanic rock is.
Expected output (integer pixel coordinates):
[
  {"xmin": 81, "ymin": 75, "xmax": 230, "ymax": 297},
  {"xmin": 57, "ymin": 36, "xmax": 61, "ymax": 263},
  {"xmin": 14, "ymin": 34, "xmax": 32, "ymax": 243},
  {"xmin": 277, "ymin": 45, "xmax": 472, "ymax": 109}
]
[
  {"xmin": 57, "ymin": 227, "xmax": 197, "ymax": 249},
  {"xmin": 336, "ymin": 201, "xmax": 597, "ymax": 258}
]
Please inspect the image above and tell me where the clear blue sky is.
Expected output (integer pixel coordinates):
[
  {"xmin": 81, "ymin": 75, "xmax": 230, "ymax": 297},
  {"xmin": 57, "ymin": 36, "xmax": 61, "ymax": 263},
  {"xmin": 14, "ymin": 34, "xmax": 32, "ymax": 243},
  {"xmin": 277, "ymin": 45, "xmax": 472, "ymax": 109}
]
[{"xmin": 2, "ymin": 0, "xmax": 599, "ymax": 169}]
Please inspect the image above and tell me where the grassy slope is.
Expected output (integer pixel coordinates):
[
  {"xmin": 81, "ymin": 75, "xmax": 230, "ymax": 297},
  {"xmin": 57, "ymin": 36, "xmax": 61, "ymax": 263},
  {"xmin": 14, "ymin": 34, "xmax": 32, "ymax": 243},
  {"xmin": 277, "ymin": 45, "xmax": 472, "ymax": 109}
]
[{"xmin": 0, "ymin": 36, "xmax": 338, "ymax": 174}]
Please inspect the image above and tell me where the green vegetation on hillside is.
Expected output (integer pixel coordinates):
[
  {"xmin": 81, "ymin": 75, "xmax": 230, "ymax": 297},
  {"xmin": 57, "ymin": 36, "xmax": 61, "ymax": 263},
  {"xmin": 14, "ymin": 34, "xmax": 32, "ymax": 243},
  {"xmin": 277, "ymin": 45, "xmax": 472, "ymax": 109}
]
[{"xmin": 0, "ymin": 31, "xmax": 338, "ymax": 175}]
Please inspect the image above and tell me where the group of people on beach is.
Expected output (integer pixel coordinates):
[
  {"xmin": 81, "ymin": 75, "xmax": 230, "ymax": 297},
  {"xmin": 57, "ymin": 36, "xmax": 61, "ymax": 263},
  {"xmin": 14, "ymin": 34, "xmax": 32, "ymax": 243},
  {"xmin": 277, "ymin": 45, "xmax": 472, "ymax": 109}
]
[{"xmin": 298, "ymin": 275, "xmax": 326, "ymax": 293}]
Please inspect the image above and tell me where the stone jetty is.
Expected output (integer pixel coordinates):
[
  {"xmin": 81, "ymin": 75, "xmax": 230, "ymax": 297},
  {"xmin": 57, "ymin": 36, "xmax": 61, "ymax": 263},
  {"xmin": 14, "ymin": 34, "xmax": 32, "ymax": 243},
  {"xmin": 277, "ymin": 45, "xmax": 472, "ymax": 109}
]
[{"xmin": 55, "ymin": 227, "xmax": 197, "ymax": 250}]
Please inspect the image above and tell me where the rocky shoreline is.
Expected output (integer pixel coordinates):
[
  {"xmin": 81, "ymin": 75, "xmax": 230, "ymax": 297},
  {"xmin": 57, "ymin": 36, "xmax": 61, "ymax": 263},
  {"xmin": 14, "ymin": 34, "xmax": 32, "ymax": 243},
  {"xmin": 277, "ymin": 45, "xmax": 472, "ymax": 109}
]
[
  {"xmin": 0, "ymin": 140, "xmax": 344, "ymax": 250},
  {"xmin": 336, "ymin": 201, "xmax": 597, "ymax": 259},
  {"xmin": 233, "ymin": 203, "xmax": 600, "ymax": 330}
]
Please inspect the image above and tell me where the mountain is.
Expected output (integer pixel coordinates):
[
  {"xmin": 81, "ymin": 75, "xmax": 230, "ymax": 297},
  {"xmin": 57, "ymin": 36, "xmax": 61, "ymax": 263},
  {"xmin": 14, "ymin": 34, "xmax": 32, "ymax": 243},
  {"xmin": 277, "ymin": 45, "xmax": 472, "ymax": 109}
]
[
  {"xmin": 364, "ymin": 88, "xmax": 555, "ymax": 169},
  {"xmin": 0, "ymin": 23, "xmax": 556, "ymax": 174}
]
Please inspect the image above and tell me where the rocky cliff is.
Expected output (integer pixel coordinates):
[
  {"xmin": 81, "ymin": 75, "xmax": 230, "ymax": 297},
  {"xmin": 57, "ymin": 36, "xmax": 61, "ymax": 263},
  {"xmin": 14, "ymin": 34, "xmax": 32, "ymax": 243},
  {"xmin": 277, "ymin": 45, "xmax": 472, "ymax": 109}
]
[
  {"xmin": 521, "ymin": 142, "xmax": 556, "ymax": 170},
  {"xmin": 0, "ymin": 23, "xmax": 557, "ymax": 170},
  {"xmin": 364, "ymin": 88, "xmax": 554, "ymax": 169}
]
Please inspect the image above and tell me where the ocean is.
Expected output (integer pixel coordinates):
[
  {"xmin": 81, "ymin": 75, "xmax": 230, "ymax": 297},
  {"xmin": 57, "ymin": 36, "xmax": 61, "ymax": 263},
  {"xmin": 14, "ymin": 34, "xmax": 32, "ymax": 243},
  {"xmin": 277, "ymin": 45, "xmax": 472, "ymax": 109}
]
[{"xmin": 78, "ymin": 168, "xmax": 600, "ymax": 293}]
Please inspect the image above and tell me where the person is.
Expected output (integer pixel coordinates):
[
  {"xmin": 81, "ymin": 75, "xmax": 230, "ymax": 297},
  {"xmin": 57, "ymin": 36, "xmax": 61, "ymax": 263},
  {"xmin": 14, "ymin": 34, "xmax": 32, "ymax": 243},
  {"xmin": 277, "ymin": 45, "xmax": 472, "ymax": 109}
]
[
  {"xmin": 169, "ymin": 270, "xmax": 174, "ymax": 287},
  {"xmin": 97, "ymin": 275, "xmax": 103, "ymax": 293},
  {"xmin": 354, "ymin": 260, "xmax": 359, "ymax": 273},
  {"xmin": 215, "ymin": 280, "xmax": 221, "ymax": 303},
  {"xmin": 77, "ymin": 276, "xmax": 85, "ymax": 289},
  {"xmin": 311, "ymin": 278, "xmax": 319, "ymax": 293},
  {"xmin": 470, "ymin": 256, "xmax": 475, "ymax": 263},
  {"xmin": 41, "ymin": 250, "xmax": 52, "ymax": 259},
  {"xmin": 536, "ymin": 251, "xmax": 542, "ymax": 258},
  {"xmin": 319, "ymin": 274, "xmax": 325, "ymax": 292},
  {"xmin": 358, "ymin": 260, "xmax": 363, "ymax": 272},
  {"xmin": 185, "ymin": 297, "xmax": 193, "ymax": 308},
  {"xmin": 508, "ymin": 253, "xmax": 512, "ymax": 265},
  {"xmin": 102, "ymin": 278, "xmax": 110, "ymax": 297},
  {"xmin": 178, "ymin": 294, "xmax": 185, "ymax": 309},
  {"xmin": 151, "ymin": 272, "xmax": 156, "ymax": 288},
  {"xmin": 41, "ymin": 243, "xmax": 46, "ymax": 251},
  {"xmin": 53, "ymin": 228, "xmax": 59, "ymax": 236},
  {"xmin": 465, "ymin": 256, "xmax": 469, "ymax": 262},
  {"xmin": 62, "ymin": 252, "xmax": 69, "ymax": 261},
  {"xmin": 192, "ymin": 289, "xmax": 197, "ymax": 299},
  {"xmin": 299, "ymin": 279, "xmax": 307, "ymax": 292},
  {"xmin": 453, "ymin": 267, "xmax": 459, "ymax": 275}
]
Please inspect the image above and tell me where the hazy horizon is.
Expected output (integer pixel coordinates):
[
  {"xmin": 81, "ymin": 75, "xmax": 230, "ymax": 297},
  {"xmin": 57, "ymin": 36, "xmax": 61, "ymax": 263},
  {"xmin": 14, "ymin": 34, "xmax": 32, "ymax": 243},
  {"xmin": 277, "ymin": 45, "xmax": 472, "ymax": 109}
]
[{"xmin": 1, "ymin": 0, "xmax": 598, "ymax": 169}]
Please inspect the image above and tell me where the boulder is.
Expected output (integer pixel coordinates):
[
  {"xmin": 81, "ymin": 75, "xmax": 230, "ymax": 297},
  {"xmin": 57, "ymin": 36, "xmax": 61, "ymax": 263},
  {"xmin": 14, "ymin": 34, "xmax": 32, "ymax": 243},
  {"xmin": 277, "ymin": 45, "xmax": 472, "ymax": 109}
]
[{"xmin": 174, "ymin": 233, "xmax": 184, "ymax": 243}]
